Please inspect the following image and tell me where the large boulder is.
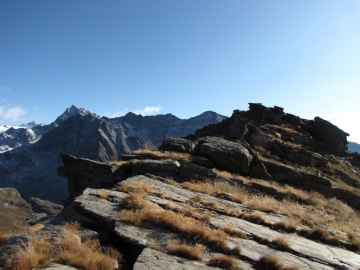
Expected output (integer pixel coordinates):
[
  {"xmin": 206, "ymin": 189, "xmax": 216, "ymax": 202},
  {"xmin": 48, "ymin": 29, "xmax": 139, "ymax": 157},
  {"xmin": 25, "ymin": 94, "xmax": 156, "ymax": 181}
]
[
  {"xmin": 57, "ymin": 154, "xmax": 122, "ymax": 199},
  {"xmin": 159, "ymin": 137, "xmax": 196, "ymax": 153},
  {"xmin": 195, "ymin": 137, "xmax": 253, "ymax": 175},
  {"xmin": 309, "ymin": 117, "xmax": 349, "ymax": 156}
]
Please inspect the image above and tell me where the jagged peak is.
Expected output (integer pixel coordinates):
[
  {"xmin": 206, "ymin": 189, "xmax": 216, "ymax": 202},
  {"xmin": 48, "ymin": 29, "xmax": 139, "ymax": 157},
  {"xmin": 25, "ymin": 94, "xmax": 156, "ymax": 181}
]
[{"xmin": 54, "ymin": 105, "xmax": 99, "ymax": 125}]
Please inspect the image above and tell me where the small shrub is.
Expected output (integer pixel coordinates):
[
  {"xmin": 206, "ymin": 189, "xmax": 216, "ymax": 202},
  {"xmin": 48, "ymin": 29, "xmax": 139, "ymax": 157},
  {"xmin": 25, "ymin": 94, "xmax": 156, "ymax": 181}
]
[
  {"xmin": 207, "ymin": 255, "xmax": 240, "ymax": 270},
  {"xmin": 271, "ymin": 237, "xmax": 291, "ymax": 252},
  {"xmin": 167, "ymin": 241, "xmax": 206, "ymax": 261}
]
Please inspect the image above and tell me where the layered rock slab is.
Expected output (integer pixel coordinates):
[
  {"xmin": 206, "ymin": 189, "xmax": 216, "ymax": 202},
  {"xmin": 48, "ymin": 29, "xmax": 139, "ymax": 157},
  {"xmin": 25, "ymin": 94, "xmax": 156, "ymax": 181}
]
[{"xmin": 70, "ymin": 175, "xmax": 360, "ymax": 269}]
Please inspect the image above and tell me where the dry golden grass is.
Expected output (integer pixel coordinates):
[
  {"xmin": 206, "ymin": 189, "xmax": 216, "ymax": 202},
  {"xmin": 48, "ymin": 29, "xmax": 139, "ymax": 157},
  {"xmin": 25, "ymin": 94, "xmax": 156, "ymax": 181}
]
[
  {"xmin": 118, "ymin": 197, "xmax": 243, "ymax": 253},
  {"xmin": 0, "ymin": 232, "xmax": 11, "ymax": 244},
  {"xmin": 207, "ymin": 255, "xmax": 240, "ymax": 270},
  {"xmin": 246, "ymin": 195, "xmax": 279, "ymax": 213},
  {"xmin": 241, "ymin": 211, "xmax": 265, "ymax": 224},
  {"xmin": 116, "ymin": 180, "xmax": 156, "ymax": 194},
  {"xmin": 183, "ymin": 181, "xmax": 217, "ymax": 195},
  {"xmin": 164, "ymin": 178, "xmax": 180, "ymax": 187},
  {"xmin": 223, "ymin": 204, "xmax": 241, "ymax": 217},
  {"xmin": 205, "ymin": 200, "xmax": 220, "ymax": 210},
  {"xmin": 181, "ymin": 179, "xmax": 360, "ymax": 241},
  {"xmin": 96, "ymin": 189, "xmax": 109, "ymax": 199},
  {"xmin": 2, "ymin": 234, "xmax": 121, "ymax": 270},
  {"xmin": 264, "ymin": 124, "xmax": 301, "ymax": 136},
  {"xmin": 178, "ymin": 208, "xmax": 211, "ymax": 223},
  {"xmin": 167, "ymin": 240, "xmax": 206, "ymax": 261},
  {"xmin": 232, "ymin": 192, "xmax": 246, "ymax": 204},
  {"xmin": 189, "ymin": 195, "xmax": 203, "ymax": 208},
  {"xmin": 59, "ymin": 221, "xmax": 81, "ymax": 235},
  {"xmin": 28, "ymin": 224, "xmax": 44, "ymax": 234},
  {"xmin": 121, "ymin": 193, "xmax": 149, "ymax": 210},
  {"xmin": 56, "ymin": 236, "xmax": 120, "ymax": 270},
  {"xmin": 256, "ymin": 254, "xmax": 299, "ymax": 270},
  {"xmin": 271, "ymin": 237, "xmax": 291, "ymax": 252},
  {"xmin": 271, "ymin": 220, "xmax": 298, "ymax": 233},
  {"xmin": 133, "ymin": 149, "xmax": 193, "ymax": 162},
  {"xmin": 221, "ymin": 225, "xmax": 248, "ymax": 239},
  {"xmin": 109, "ymin": 159, "xmax": 136, "ymax": 166}
]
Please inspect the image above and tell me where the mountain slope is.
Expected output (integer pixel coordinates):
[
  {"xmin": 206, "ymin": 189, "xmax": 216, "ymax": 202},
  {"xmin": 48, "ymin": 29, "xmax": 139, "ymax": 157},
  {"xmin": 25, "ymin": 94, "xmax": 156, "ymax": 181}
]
[{"xmin": 0, "ymin": 106, "xmax": 226, "ymax": 203}]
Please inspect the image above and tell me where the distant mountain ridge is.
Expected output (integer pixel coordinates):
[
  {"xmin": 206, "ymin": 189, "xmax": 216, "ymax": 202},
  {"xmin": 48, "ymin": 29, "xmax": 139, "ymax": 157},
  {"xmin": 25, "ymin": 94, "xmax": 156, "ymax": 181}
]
[
  {"xmin": 103, "ymin": 110, "xmax": 227, "ymax": 146},
  {"xmin": 0, "ymin": 105, "xmax": 227, "ymax": 203},
  {"xmin": 348, "ymin": 141, "xmax": 360, "ymax": 153}
]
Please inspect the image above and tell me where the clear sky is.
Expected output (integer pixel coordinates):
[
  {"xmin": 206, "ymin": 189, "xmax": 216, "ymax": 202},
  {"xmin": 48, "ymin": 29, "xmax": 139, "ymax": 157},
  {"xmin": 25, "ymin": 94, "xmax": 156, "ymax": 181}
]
[{"xmin": 1, "ymin": 1, "xmax": 360, "ymax": 142}]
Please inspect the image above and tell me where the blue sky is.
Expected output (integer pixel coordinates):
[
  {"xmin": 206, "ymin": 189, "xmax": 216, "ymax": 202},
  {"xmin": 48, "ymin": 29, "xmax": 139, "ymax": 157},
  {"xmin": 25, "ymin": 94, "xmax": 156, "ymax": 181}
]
[{"xmin": 1, "ymin": 1, "xmax": 360, "ymax": 142}]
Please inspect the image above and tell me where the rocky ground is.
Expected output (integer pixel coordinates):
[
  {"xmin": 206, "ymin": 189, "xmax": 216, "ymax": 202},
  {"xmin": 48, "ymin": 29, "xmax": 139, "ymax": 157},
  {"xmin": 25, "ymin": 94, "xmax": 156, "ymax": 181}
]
[{"xmin": 1, "ymin": 103, "xmax": 360, "ymax": 269}]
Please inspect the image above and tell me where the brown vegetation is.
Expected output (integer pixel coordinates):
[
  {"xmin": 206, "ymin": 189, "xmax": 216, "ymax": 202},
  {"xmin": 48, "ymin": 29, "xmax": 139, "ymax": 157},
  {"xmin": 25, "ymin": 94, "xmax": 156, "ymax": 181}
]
[
  {"xmin": 59, "ymin": 221, "xmax": 81, "ymax": 235},
  {"xmin": 2, "ymin": 235, "xmax": 121, "ymax": 270},
  {"xmin": 121, "ymin": 193, "xmax": 149, "ymax": 210},
  {"xmin": 118, "ymin": 196, "xmax": 243, "ymax": 254},
  {"xmin": 271, "ymin": 237, "xmax": 291, "ymax": 252},
  {"xmin": 167, "ymin": 240, "xmax": 206, "ymax": 261},
  {"xmin": 116, "ymin": 180, "xmax": 156, "ymax": 194},
  {"xmin": 133, "ymin": 149, "xmax": 193, "ymax": 162},
  {"xmin": 207, "ymin": 255, "xmax": 240, "ymax": 270},
  {"xmin": 256, "ymin": 254, "xmax": 299, "ymax": 270},
  {"xmin": 181, "ymin": 179, "xmax": 360, "ymax": 242},
  {"xmin": 96, "ymin": 189, "xmax": 109, "ymax": 199}
]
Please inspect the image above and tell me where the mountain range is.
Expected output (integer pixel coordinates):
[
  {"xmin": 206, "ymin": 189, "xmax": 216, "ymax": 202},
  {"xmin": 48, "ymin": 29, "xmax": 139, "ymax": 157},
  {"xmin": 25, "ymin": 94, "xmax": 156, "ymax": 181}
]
[{"xmin": 0, "ymin": 105, "xmax": 227, "ymax": 204}]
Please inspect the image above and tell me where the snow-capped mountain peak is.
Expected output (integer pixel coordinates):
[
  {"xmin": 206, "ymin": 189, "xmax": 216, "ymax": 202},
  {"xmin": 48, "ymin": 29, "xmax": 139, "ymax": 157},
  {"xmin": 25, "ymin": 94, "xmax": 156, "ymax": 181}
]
[{"xmin": 54, "ymin": 105, "xmax": 99, "ymax": 125}]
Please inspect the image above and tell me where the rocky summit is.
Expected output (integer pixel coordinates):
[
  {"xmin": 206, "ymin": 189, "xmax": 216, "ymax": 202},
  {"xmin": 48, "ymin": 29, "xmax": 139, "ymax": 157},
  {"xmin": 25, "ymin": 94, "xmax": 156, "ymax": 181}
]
[{"xmin": 1, "ymin": 103, "xmax": 360, "ymax": 270}]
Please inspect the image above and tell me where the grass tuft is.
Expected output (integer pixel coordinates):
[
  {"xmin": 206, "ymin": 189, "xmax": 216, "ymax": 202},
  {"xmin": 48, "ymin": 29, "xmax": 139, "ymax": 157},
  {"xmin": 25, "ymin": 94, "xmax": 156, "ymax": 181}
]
[
  {"xmin": 167, "ymin": 241, "xmax": 206, "ymax": 261},
  {"xmin": 2, "ymin": 234, "xmax": 121, "ymax": 270},
  {"xmin": 116, "ymin": 180, "xmax": 155, "ymax": 194},
  {"xmin": 60, "ymin": 221, "xmax": 81, "ymax": 235},
  {"xmin": 256, "ymin": 254, "xmax": 299, "ymax": 270},
  {"xmin": 221, "ymin": 225, "xmax": 248, "ymax": 239},
  {"xmin": 120, "ymin": 193, "xmax": 149, "ymax": 210},
  {"xmin": 242, "ymin": 211, "xmax": 265, "ymax": 224},
  {"xmin": 271, "ymin": 237, "xmax": 291, "ymax": 252},
  {"xmin": 207, "ymin": 255, "xmax": 240, "ymax": 270}
]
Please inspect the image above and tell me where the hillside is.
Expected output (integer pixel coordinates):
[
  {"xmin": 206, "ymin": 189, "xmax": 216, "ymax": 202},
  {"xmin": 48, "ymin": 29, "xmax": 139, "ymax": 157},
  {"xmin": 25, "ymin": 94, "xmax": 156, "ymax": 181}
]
[{"xmin": 1, "ymin": 103, "xmax": 360, "ymax": 269}]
